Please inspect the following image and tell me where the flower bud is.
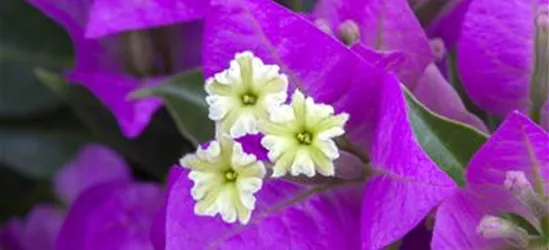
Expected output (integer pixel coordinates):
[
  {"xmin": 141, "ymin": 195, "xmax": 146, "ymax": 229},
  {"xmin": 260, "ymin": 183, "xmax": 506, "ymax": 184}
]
[
  {"xmin": 333, "ymin": 152, "xmax": 367, "ymax": 180},
  {"xmin": 429, "ymin": 38, "xmax": 446, "ymax": 62},
  {"xmin": 477, "ymin": 215, "xmax": 529, "ymax": 248},
  {"xmin": 504, "ymin": 171, "xmax": 548, "ymax": 219},
  {"xmin": 537, "ymin": 10, "xmax": 549, "ymax": 32},
  {"xmin": 337, "ymin": 20, "xmax": 360, "ymax": 46}
]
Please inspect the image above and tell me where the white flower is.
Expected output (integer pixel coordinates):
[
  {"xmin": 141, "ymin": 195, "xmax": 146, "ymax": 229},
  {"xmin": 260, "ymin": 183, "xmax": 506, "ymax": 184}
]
[
  {"xmin": 180, "ymin": 135, "xmax": 266, "ymax": 224},
  {"xmin": 205, "ymin": 51, "xmax": 289, "ymax": 138},
  {"xmin": 260, "ymin": 90, "xmax": 349, "ymax": 178}
]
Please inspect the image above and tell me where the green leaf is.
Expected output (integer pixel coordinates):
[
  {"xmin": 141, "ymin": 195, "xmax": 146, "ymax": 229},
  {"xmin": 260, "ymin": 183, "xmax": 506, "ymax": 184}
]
[
  {"xmin": 0, "ymin": 166, "xmax": 55, "ymax": 223},
  {"xmin": 36, "ymin": 69, "xmax": 194, "ymax": 178},
  {"xmin": 0, "ymin": 114, "xmax": 91, "ymax": 180},
  {"xmin": 132, "ymin": 70, "xmax": 214, "ymax": 146},
  {"xmin": 0, "ymin": 0, "xmax": 73, "ymax": 117},
  {"xmin": 404, "ymin": 87, "xmax": 489, "ymax": 186}
]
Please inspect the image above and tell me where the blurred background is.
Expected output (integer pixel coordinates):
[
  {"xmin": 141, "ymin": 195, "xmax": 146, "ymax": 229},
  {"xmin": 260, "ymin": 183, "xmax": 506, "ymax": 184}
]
[
  {"xmin": 0, "ymin": 0, "xmax": 455, "ymax": 225},
  {"xmin": 0, "ymin": 0, "xmax": 318, "ymax": 226},
  {"xmin": 0, "ymin": 0, "xmax": 196, "ymax": 222}
]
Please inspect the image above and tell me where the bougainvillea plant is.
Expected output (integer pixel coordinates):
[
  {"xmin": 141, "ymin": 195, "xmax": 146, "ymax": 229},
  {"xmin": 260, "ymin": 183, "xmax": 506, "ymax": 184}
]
[{"xmin": 2, "ymin": 0, "xmax": 547, "ymax": 249}]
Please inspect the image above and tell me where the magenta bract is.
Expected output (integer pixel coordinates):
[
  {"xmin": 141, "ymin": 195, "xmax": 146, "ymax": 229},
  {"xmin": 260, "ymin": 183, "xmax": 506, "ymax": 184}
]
[{"xmin": 432, "ymin": 112, "xmax": 549, "ymax": 249}]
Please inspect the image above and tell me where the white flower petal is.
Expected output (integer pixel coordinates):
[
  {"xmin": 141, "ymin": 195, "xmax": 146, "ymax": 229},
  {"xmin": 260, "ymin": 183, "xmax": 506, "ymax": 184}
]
[
  {"xmin": 215, "ymin": 61, "xmax": 242, "ymax": 85},
  {"xmin": 231, "ymin": 142, "xmax": 257, "ymax": 167},
  {"xmin": 306, "ymin": 97, "xmax": 334, "ymax": 119},
  {"xmin": 315, "ymin": 139, "xmax": 340, "ymax": 160},
  {"xmin": 261, "ymin": 135, "xmax": 292, "ymax": 161},
  {"xmin": 316, "ymin": 161, "xmax": 335, "ymax": 176},
  {"xmin": 255, "ymin": 161, "xmax": 267, "ymax": 177},
  {"xmin": 194, "ymin": 201, "xmax": 217, "ymax": 216},
  {"xmin": 179, "ymin": 154, "xmax": 195, "ymax": 169},
  {"xmin": 206, "ymin": 95, "xmax": 233, "ymax": 121},
  {"xmin": 316, "ymin": 127, "xmax": 345, "ymax": 140},
  {"xmin": 188, "ymin": 171, "xmax": 213, "ymax": 184},
  {"xmin": 268, "ymin": 104, "xmax": 296, "ymax": 123},
  {"xmin": 238, "ymin": 191, "xmax": 257, "ymax": 210},
  {"xmin": 229, "ymin": 112, "xmax": 258, "ymax": 138},
  {"xmin": 190, "ymin": 183, "xmax": 210, "ymax": 201},
  {"xmin": 290, "ymin": 148, "xmax": 315, "ymax": 177},
  {"xmin": 238, "ymin": 208, "xmax": 252, "ymax": 225},
  {"xmin": 263, "ymin": 91, "xmax": 288, "ymax": 109},
  {"xmin": 204, "ymin": 78, "xmax": 215, "ymax": 95},
  {"xmin": 251, "ymin": 57, "xmax": 266, "ymax": 76},
  {"xmin": 272, "ymin": 164, "xmax": 288, "ymax": 178},
  {"xmin": 235, "ymin": 51, "xmax": 254, "ymax": 61},
  {"xmin": 196, "ymin": 141, "xmax": 221, "ymax": 163},
  {"xmin": 237, "ymin": 177, "xmax": 263, "ymax": 194},
  {"xmin": 217, "ymin": 188, "xmax": 238, "ymax": 223}
]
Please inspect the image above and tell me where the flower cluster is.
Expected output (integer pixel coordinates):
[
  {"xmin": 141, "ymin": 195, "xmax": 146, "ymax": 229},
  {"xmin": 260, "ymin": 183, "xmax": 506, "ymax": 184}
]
[{"xmin": 181, "ymin": 51, "xmax": 350, "ymax": 224}]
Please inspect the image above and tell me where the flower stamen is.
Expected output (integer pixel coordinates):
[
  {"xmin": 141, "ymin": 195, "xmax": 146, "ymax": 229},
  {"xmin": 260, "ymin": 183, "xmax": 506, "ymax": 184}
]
[
  {"xmin": 296, "ymin": 131, "xmax": 313, "ymax": 145},
  {"xmin": 241, "ymin": 93, "xmax": 258, "ymax": 105},
  {"xmin": 225, "ymin": 169, "xmax": 238, "ymax": 181}
]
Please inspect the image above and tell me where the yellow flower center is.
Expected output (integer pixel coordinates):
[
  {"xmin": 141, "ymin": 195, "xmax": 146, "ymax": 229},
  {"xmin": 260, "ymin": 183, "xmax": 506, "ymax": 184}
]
[
  {"xmin": 225, "ymin": 169, "xmax": 239, "ymax": 181},
  {"xmin": 296, "ymin": 131, "xmax": 313, "ymax": 145},
  {"xmin": 241, "ymin": 93, "xmax": 257, "ymax": 105}
]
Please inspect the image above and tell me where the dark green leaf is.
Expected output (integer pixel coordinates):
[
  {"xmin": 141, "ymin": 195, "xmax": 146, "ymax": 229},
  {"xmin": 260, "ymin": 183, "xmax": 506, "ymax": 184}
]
[
  {"xmin": 404, "ymin": 87, "xmax": 488, "ymax": 186},
  {"xmin": 0, "ymin": 114, "xmax": 91, "ymax": 180},
  {"xmin": 132, "ymin": 70, "xmax": 214, "ymax": 146},
  {"xmin": 0, "ymin": 0, "xmax": 73, "ymax": 117},
  {"xmin": 0, "ymin": 166, "xmax": 56, "ymax": 222},
  {"xmin": 36, "ymin": 69, "xmax": 194, "ymax": 178}
]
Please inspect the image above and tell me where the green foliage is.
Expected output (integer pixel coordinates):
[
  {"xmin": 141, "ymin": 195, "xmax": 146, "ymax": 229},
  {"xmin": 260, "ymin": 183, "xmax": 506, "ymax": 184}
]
[
  {"xmin": 0, "ymin": 0, "xmax": 89, "ymax": 183},
  {"xmin": 0, "ymin": 167, "xmax": 56, "ymax": 223},
  {"xmin": 0, "ymin": 113, "xmax": 91, "ymax": 180},
  {"xmin": 404, "ymin": 88, "xmax": 488, "ymax": 186},
  {"xmin": 36, "ymin": 70, "xmax": 193, "ymax": 178},
  {"xmin": 0, "ymin": 0, "xmax": 73, "ymax": 117},
  {"xmin": 132, "ymin": 70, "xmax": 214, "ymax": 146}
]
